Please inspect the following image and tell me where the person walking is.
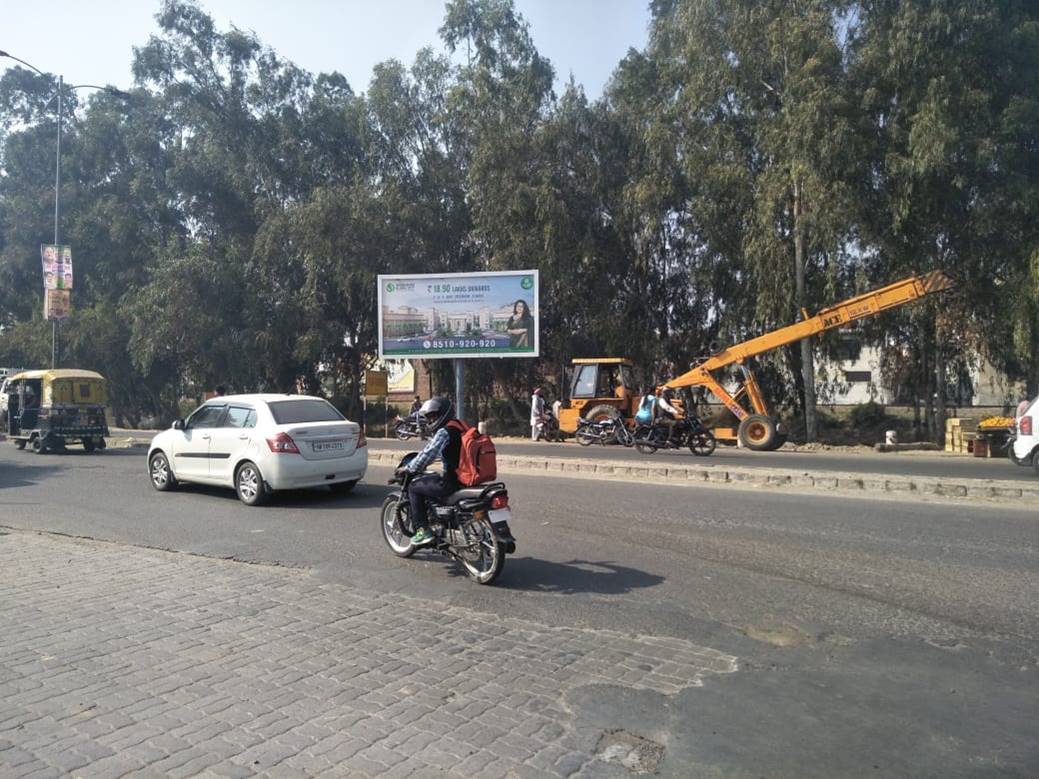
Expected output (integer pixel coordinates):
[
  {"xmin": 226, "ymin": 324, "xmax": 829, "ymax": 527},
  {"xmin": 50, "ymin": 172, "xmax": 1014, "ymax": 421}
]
[{"xmin": 530, "ymin": 388, "xmax": 546, "ymax": 441}]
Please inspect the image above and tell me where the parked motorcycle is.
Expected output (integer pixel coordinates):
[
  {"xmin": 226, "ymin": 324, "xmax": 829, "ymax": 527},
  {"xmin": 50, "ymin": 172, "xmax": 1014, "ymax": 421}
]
[
  {"xmin": 634, "ymin": 417, "xmax": 716, "ymax": 456},
  {"xmin": 576, "ymin": 414, "xmax": 634, "ymax": 447},
  {"xmin": 381, "ymin": 455, "xmax": 516, "ymax": 585},
  {"xmin": 393, "ymin": 413, "xmax": 428, "ymax": 441},
  {"xmin": 537, "ymin": 412, "xmax": 563, "ymax": 442}
]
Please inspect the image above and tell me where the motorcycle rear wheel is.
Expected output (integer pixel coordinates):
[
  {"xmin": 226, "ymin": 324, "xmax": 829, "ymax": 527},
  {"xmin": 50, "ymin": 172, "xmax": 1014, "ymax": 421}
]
[
  {"xmin": 576, "ymin": 429, "xmax": 596, "ymax": 446},
  {"xmin": 458, "ymin": 515, "xmax": 505, "ymax": 585},
  {"xmin": 381, "ymin": 495, "xmax": 417, "ymax": 558}
]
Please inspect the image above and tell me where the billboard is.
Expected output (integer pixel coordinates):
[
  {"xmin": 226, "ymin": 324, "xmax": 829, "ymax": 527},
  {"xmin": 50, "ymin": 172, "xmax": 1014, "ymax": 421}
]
[
  {"xmin": 378, "ymin": 270, "xmax": 538, "ymax": 359},
  {"xmin": 44, "ymin": 288, "xmax": 71, "ymax": 320},
  {"xmin": 41, "ymin": 244, "xmax": 73, "ymax": 290}
]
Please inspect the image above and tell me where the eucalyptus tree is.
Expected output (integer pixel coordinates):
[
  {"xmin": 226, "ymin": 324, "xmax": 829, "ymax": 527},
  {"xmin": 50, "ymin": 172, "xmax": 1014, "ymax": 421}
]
[
  {"xmin": 850, "ymin": 0, "xmax": 1039, "ymax": 432},
  {"xmin": 641, "ymin": 0, "xmax": 859, "ymax": 439}
]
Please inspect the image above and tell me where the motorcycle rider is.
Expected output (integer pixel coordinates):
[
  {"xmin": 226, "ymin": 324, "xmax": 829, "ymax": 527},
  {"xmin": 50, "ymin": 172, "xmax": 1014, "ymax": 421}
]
[
  {"xmin": 656, "ymin": 386, "xmax": 682, "ymax": 444},
  {"xmin": 398, "ymin": 397, "xmax": 463, "ymax": 547}
]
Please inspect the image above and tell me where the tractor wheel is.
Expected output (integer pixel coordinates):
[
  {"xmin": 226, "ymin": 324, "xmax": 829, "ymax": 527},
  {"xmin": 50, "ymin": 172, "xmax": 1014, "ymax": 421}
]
[
  {"xmin": 582, "ymin": 404, "xmax": 620, "ymax": 423},
  {"xmin": 738, "ymin": 414, "xmax": 779, "ymax": 451}
]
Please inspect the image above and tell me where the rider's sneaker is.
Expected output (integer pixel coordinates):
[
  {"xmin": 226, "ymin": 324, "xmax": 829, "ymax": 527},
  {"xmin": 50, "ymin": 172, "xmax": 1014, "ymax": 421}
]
[{"xmin": 410, "ymin": 527, "xmax": 435, "ymax": 546}]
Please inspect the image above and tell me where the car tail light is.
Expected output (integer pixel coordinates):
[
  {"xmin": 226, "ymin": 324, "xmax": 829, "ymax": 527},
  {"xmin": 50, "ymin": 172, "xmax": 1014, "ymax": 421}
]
[
  {"xmin": 490, "ymin": 493, "xmax": 509, "ymax": 510},
  {"xmin": 266, "ymin": 432, "xmax": 300, "ymax": 454},
  {"xmin": 357, "ymin": 428, "xmax": 367, "ymax": 448},
  {"xmin": 1020, "ymin": 416, "xmax": 1033, "ymax": 436}
]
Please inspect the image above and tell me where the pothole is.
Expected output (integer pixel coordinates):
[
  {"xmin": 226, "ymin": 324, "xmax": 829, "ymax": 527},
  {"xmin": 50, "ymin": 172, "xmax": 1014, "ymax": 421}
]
[{"xmin": 595, "ymin": 729, "xmax": 665, "ymax": 774}]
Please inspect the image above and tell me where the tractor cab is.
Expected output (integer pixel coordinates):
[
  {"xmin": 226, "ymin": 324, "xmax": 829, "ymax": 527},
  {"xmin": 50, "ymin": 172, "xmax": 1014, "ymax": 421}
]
[{"xmin": 557, "ymin": 358, "xmax": 639, "ymax": 434}]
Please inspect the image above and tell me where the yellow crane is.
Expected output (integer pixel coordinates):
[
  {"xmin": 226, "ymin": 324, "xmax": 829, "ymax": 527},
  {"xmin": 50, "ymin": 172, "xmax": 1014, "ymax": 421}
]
[{"xmin": 665, "ymin": 270, "xmax": 954, "ymax": 449}]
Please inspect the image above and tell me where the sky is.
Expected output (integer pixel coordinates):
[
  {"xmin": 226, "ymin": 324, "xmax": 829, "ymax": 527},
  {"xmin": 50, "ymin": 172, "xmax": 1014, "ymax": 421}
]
[{"xmin": 1, "ymin": 0, "xmax": 651, "ymax": 98}]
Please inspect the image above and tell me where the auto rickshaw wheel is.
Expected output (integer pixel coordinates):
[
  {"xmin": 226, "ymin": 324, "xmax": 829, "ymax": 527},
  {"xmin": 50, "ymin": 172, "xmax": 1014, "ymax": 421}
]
[
  {"xmin": 30, "ymin": 435, "xmax": 44, "ymax": 454},
  {"xmin": 14, "ymin": 439, "xmax": 25, "ymax": 450},
  {"xmin": 83, "ymin": 438, "xmax": 96, "ymax": 453}
]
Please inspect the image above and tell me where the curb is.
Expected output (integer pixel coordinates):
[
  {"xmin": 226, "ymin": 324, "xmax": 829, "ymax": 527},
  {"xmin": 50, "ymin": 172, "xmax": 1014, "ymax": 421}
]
[{"xmin": 366, "ymin": 448, "xmax": 1039, "ymax": 505}]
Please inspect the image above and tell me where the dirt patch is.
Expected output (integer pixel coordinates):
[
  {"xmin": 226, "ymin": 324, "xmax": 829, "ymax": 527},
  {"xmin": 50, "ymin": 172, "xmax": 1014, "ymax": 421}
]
[
  {"xmin": 595, "ymin": 729, "xmax": 665, "ymax": 774},
  {"xmin": 743, "ymin": 623, "xmax": 813, "ymax": 647}
]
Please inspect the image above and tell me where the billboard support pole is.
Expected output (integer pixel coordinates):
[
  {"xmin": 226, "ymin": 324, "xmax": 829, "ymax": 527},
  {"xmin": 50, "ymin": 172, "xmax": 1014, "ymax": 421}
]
[{"xmin": 454, "ymin": 358, "xmax": 465, "ymax": 424}]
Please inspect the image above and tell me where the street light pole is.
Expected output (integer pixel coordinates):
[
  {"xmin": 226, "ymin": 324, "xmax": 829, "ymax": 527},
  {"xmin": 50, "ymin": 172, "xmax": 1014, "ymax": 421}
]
[
  {"xmin": 52, "ymin": 74, "xmax": 62, "ymax": 368},
  {"xmin": 0, "ymin": 51, "xmax": 129, "ymax": 369}
]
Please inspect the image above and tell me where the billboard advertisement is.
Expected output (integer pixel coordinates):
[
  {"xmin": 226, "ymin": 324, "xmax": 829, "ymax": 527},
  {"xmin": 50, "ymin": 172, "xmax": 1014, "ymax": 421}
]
[
  {"xmin": 41, "ymin": 244, "xmax": 73, "ymax": 290},
  {"xmin": 378, "ymin": 270, "xmax": 539, "ymax": 359}
]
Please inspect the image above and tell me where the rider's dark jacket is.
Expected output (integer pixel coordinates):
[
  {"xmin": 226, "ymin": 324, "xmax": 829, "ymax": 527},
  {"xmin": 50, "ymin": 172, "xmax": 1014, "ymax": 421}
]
[{"xmin": 405, "ymin": 421, "xmax": 463, "ymax": 480}]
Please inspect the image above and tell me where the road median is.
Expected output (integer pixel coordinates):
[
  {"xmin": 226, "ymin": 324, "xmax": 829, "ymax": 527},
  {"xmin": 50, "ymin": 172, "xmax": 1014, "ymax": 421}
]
[{"xmin": 368, "ymin": 447, "xmax": 1039, "ymax": 505}]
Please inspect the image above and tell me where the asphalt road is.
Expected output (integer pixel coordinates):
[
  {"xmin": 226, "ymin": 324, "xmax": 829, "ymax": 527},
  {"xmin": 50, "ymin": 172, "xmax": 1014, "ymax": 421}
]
[
  {"xmin": 378, "ymin": 435, "xmax": 1037, "ymax": 482},
  {"xmin": 2, "ymin": 445, "xmax": 1037, "ymax": 776}
]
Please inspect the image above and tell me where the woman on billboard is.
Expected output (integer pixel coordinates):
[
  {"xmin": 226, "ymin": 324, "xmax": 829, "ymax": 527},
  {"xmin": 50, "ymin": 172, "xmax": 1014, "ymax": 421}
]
[{"xmin": 506, "ymin": 300, "xmax": 534, "ymax": 349}]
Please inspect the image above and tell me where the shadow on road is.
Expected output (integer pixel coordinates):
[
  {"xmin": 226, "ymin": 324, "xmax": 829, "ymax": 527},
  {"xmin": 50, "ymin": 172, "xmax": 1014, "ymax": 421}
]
[
  {"xmin": 0, "ymin": 458, "xmax": 64, "ymax": 490},
  {"xmin": 496, "ymin": 557, "xmax": 665, "ymax": 595}
]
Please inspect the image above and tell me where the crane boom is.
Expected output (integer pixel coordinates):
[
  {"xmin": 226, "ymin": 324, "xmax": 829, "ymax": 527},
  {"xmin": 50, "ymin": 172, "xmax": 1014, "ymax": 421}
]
[{"xmin": 665, "ymin": 270, "xmax": 954, "ymax": 443}]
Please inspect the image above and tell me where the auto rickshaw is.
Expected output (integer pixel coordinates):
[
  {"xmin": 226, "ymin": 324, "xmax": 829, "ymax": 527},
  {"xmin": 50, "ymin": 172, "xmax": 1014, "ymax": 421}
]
[{"xmin": 3, "ymin": 369, "xmax": 110, "ymax": 453}]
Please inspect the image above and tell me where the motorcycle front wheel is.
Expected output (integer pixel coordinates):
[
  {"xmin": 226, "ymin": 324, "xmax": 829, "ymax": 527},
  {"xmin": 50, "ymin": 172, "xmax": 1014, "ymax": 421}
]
[
  {"xmin": 458, "ymin": 515, "xmax": 505, "ymax": 585},
  {"xmin": 380, "ymin": 495, "xmax": 417, "ymax": 558},
  {"xmin": 395, "ymin": 425, "xmax": 411, "ymax": 441},
  {"xmin": 689, "ymin": 430, "xmax": 717, "ymax": 457}
]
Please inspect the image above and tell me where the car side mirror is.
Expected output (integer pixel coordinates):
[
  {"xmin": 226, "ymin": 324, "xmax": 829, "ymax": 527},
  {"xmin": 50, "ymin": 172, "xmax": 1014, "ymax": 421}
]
[{"xmin": 173, "ymin": 419, "xmax": 185, "ymax": 430}]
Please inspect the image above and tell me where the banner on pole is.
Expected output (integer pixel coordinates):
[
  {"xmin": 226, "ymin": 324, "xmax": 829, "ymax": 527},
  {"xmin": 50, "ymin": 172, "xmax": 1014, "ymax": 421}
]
[
  {"xmin": 41, "ymin": 245, "xmax": 73, "ymax": 290},
  {"xmin": 377, "ymin": 270, "xmax": 539, "ymax": 359},
  {"xmin": 44, "ymin": 288, "xmax": 71, "ymax": 320}
]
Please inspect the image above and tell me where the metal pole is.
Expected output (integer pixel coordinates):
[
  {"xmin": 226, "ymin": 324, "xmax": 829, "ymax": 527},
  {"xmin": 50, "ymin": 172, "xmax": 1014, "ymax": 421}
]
[
  {"xmin": 51, "ymin": 75, "xmax": 62, "ymax": 369},
  {"xmin": 454, "ymin": 358, "xmax": 465, "ymax": 423}
]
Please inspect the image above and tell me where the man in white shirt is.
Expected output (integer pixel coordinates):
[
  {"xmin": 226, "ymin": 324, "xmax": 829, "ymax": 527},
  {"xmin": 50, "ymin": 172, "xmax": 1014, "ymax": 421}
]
[{"xmin": 530, "ymin": 388, "xmax": 546, "ymax": 441}]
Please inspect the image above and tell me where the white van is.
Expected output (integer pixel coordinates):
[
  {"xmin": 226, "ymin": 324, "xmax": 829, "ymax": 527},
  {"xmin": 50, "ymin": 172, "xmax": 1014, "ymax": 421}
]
[{"xmin": 1010, "ymin": 399, "xmax": 1039, "ymax": 469}]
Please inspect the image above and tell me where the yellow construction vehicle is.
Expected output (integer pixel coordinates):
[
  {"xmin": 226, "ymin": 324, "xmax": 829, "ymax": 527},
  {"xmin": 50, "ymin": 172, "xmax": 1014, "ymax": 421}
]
[
  {"xmin": 557, "ymin": 271, "xmax": 953, "ymax": 449},
  {"xmin": 556, "ymin": 358, "xmax": 641, "ymax": 435}
]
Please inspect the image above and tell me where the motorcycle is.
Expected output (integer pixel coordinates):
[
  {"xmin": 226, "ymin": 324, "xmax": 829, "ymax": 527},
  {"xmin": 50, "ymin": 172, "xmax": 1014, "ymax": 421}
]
[
  {"xmin": 634, "ymin": 416, "xmax": 716, "ymax": 456},
  {"xmin": 535, "ymin": 412, "xmax": 563, "ymax": 442},
  {"xmin": 575, "ymin": 413, "xmax": 634, "ymax": 447},
  {"xmin": 393, "ymin": 412, "xmax": 428, "ymax": 441},
  {"xmin": 381, "ymin": 455, "xmax": 517, "ymax": 585}
]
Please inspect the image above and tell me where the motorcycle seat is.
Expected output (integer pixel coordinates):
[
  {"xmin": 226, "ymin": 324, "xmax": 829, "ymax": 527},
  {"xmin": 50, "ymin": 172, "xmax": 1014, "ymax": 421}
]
[{"xmin": 443, "ymin": 487, "xmax": 488, "ymax": 505}]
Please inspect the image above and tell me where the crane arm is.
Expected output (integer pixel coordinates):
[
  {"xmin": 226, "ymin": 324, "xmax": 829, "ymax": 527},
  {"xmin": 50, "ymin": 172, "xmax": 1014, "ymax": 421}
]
[{"xmin": 668, "ymin": 270, "xmax": 953, "ymax": 390}]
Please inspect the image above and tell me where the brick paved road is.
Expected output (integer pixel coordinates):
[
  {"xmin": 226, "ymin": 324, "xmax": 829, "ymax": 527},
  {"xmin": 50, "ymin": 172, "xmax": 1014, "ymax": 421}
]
[{"xmin": 0, "ymin": 529, "xmax": 736, "ymax": 778}]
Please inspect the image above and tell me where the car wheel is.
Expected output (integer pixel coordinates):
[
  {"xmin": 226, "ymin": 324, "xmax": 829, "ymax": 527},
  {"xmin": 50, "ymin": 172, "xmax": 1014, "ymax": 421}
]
[
  {"xmin": 329, "ymin": 480, "xmax": 358, "ymax": 495},
  {"xmin": 149, "ymin": 451, "xmax": 178, "ymax": 491},
  {"xmin": 235, "ymin": 461, "xmax": 269, "ymax": 506}
]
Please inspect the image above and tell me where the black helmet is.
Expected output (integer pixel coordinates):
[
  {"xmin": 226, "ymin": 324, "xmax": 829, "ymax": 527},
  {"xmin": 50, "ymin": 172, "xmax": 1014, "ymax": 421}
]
[
  {"xmin": 661, "ymin": 386, "xmax": 675, "ymax": 401},
  {"xmin": 418, "ymin": 397, "xmax": 453, "ymax": 432}
]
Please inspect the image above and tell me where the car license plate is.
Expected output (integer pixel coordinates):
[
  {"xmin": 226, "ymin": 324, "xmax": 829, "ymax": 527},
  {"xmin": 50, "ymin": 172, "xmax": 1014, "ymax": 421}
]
[
  {"xmin": 312, "ymin": 441, "xmax": 345, "ymax": 453},
  {"xmin": 488, "ymin": 508, "xmax": 511, "ymax": 524}
]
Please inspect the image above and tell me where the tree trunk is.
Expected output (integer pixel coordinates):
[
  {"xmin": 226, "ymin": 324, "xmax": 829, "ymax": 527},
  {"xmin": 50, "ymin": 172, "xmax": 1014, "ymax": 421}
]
[
  {"xmin": 793, "ymin": 179, "xmax": 817, "ymax": 441},
  {"xmin": 934, "ymin": 325, "xmax": 947, "ymax": 445}
]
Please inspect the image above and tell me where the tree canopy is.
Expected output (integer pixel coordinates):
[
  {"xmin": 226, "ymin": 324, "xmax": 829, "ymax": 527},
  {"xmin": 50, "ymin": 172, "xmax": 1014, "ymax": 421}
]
[{"xmin": 1, "ymin": 0, "xmax": 1036, "ymax": 437}]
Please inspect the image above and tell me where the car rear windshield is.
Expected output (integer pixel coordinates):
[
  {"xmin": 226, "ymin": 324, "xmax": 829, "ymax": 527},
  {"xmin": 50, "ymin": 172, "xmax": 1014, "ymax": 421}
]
[{"xmin": 268, "ymin": 399, "xmax": 345, "ymax": 425}]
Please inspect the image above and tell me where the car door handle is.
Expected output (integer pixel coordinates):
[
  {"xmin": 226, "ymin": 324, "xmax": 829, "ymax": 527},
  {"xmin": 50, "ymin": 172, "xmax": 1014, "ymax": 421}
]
[
  {"xmin": 201, "ymin": 434, "xmax": 211, "ymax": 440},
  {"xmin": 238, "ymin": 434, "xmax": 249, "ymax": 440}
]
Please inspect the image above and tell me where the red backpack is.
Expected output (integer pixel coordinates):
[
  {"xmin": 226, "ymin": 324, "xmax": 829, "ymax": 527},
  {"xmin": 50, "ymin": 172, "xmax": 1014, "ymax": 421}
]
[{"xmin": 446, "ymin": 420, "xmax": 497, "ymax": 486}]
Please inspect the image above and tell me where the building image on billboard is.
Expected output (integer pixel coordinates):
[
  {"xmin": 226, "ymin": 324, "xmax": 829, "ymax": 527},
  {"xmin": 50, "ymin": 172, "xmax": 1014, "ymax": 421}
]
[{"xmin": 378, "ymin": 271, "xmax": 538, "ymax": 360}]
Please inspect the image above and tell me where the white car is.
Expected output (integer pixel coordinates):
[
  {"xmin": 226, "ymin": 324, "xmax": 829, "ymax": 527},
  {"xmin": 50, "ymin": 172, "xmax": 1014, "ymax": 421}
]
[{"xmin": 147, "ymin": 394, "xmax": 367, "ymax": 505}]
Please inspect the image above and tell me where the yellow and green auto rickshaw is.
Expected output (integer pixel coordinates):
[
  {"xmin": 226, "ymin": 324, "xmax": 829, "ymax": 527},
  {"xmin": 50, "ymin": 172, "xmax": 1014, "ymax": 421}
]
[{"xmin": 3, "ymin": 369, "xmax": 110, "ymax": 453}]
